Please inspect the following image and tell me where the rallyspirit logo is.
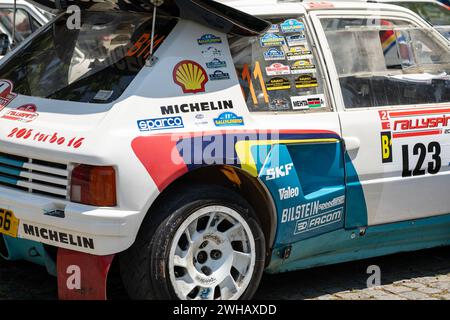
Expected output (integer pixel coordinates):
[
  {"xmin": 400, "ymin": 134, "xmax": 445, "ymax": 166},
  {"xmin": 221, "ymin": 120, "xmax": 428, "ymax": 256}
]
[{"xmin": 1, "ymin": 104, "xmax": 38, "ymax": 123}]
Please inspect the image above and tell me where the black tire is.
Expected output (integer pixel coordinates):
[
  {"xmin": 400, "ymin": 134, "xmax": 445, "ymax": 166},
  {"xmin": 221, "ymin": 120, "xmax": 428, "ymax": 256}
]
[{"xmin": 119, "ymin": 184, "xmax": 266, "ymax": 300}]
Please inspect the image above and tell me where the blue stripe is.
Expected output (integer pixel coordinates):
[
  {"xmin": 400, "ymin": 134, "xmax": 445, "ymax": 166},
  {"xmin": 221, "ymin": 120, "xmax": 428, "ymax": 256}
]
[
  {"xmin": 0, "ymin": 156, "xmax": 25, "ymax": 168},
  {"xmin": 0, "ymin": 165, "xmax": 23, "ymax": 177},
  {"xmin": 0, "ymin": 175, "xmax": 20, "ymax": 185}
]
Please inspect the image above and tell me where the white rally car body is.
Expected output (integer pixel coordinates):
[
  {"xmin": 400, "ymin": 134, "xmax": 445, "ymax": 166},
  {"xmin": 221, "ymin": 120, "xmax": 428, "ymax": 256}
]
[{"xmin": 0, "ymin": 0, "xmax": 449, "ymax": 299}]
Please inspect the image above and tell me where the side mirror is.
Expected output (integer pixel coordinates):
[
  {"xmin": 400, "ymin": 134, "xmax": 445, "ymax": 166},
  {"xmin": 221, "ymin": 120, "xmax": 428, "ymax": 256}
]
[{"xmin": 0, "ymin": 34, "xmax": 10, "ymax": 56}]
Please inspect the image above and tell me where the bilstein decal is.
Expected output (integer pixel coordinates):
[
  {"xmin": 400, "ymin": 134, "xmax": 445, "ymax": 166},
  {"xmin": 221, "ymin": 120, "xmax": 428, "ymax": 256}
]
[{"xmin": 161, "ymin": 100, "xmax": 234, "ymax": 115}]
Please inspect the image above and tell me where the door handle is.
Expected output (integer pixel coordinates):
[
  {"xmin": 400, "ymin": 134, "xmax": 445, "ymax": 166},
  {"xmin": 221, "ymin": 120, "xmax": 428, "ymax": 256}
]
[{"xmin": 344, "ymin": 137, "xmax": 360, "ymax": 151}]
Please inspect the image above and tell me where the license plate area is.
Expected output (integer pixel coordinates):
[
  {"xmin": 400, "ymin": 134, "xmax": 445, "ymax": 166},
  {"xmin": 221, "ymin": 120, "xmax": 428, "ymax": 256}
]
[{"xmin": 0, "ymin": 208, "xmax": 19, "ymax": 238}]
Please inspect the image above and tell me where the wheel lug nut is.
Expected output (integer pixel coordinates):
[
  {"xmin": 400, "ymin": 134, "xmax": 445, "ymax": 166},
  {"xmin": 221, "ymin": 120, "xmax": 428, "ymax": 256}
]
[
  {"xmin": 197, "ymin": 251, "xmax": 208, "ymax": 264},
  {"xmin": 210, "ymin": 250, "xmax": 222, "ymax": 260}
]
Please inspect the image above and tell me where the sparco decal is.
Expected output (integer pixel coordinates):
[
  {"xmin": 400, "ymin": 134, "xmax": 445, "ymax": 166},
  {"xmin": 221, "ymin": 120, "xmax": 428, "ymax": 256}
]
[
  {"xmin": 22, "ymin": 223, "xmax": 95, "ymax": 250},
  {"xmin": 1, "ymin": 104, "xmax": 38, "ymax": 123},
  {"xmin": 137, "ymin": 116, "xmax": 184, "ymax": 131},
  {"xmin": 161, "ymin": 100, "xmax": 234, "ymax": 115}
]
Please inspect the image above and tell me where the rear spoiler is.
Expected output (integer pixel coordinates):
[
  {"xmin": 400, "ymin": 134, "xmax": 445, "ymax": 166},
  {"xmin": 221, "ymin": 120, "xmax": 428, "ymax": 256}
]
[{"xmin": 25, "ymin": 0, "xmax": 271, "ymax": 36}]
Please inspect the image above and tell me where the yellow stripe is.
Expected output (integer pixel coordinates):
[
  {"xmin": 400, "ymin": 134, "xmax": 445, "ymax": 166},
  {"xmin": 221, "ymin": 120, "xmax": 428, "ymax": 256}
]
[{"xmin": 235, "ymin": 139, "xmax": 339, "ymax": 177}]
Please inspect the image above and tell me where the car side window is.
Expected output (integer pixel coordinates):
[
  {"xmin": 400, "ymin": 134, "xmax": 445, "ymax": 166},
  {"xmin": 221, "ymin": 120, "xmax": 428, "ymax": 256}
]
[
  {"xmin": 0, "ymin": 8, "xmax": 37, "ymax": 43},
  {"xmin": 321, "ymin": 17, "xmax": 450, "ymax": 109},
  {"xmin": 229, "ymin": 17, "xmax": 330, "ymax": 112}
]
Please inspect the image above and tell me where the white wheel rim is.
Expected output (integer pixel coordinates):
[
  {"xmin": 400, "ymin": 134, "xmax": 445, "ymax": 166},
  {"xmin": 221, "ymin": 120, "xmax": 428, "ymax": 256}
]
[{"xmin": 168, "ymin": 205, "xmax": 256, "ymax": 300}]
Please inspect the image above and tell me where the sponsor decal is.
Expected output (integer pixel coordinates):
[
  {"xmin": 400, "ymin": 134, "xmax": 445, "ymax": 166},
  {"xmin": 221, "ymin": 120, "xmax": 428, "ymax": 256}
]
[
  {"xmin": 381, "ymin": 131, "xmax": 393, "ymax": 163},
  {"xmin": 265, "ymin": 163, "xmax": 294, "ymax": 181},
  {"xmin": 206, "ymin": 58, "xmax": 227, "ymax": 69},
  {"xmin": 286, "ymin": 46, "xmax": 312, "ymax": 60},
  {"xmin": 280, "ymin": 19, "xmax": 305, "ymax": 33},
  {"xmin": 214, "ymin": 112, "xmax": 244, "ymax": 127},
  {"xmin": 279, "ymin": 186, "xmax": 300, "ymax": 200},
  {"xmin": 0, "ymin": 79, "xmax": 17, "ymax": 111},
  {"xmin": 194, "ymin": 114, "xmax": 208, "ymax": 126},
  {"xmin": 265, "ymin": 63, "xmax": 290, "ymax": 76},
  {"xmin": 291, "ymin": 60, "xmax": 316, "ymax": 74},
  {"xmin": 161, "ymin": 100, "xmax": 234, "ymax": 115},
  {"xmin": 269, "ymin": 98, "xmax": 290, "ymax": 111},
  {"xmin": 201, "ymin": 47, "xmax": 223, "ymax": 59},
  {"xmin": 93, "ymin": 90, "xmax": 113, "ymax": 101},
  {"xmin": 260, "ymin": 33, "xmax": 286, "ymax": 47},
  {"xmin": 137, "ymin": 116, "xmax": 184, "ymax": 132},
  {"xmin": 291, "ymin": 94, "xmax": 326, "ymax": 110},
  {"xmin": 266, "ymin": 77, "xmax": 291, "ymax": 91},
  {"xmin": 263, "ymin": 48, "xmax": 286, "ymax": 61},
  {"xmin": 268, "ymin": 24, "xmax": 280, "ymax": 33},
  {"xmin": 294, "ymin": 209, "xmax": 343, "ymax": 234},
  {"xmin": 197, "ymin": 34, "xmax": 222, "ymax": 45},
  {"xmin": 173, "ymin": 60, "xmax": 208, "ymax": 94},
  {"xmin": 286, "ymin": 34, "xmax": 306, "ymax": 46},
  {"xmin": 307, "ymin": 1, "xmax": 335, "ymax": 9},
  {"xmin": 295, "ymin": 75, "xmax": 318, "ymax": 88},
  {"xmin": 1, "ymin": 104, "xmax": 38, "ymax": 123},
  {"xmin": 209, "ymin": 70, "xmax": 230, "ymax": 81},
  {"xmin": 6, "ymin": 127, "xmax": 85, "ymax": 149},
  {"xmin": 22, "ymin": 223, "xmax": 95, "ymax": 250}
]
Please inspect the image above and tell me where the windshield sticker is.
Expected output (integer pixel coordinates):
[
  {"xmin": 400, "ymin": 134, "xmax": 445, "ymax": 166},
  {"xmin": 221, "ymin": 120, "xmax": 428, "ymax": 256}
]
[
  {"xmin": 266, "ymin": 63, "xmax": 291, "ymax": 76},
  {"xmin": 266, "ymin": 77, "xmax": 291, "ymax": 91},
  {"xmin": 1, "ymin": 104, "xmax": 38, "ymax": 123},
  {"xmin": 291, "ymin": 60, "xmax": 316, "ymax": 74},
  {"xmin": 206, "ymin": 58, "xmax": 227, "ymax": 69},
  {"xmin": 214, "ymin": 112, "xmax": 244, "ymax": 127},
  {"xmin": 0, "ymin": 80, "xmax": 17, "ymax": 111},
  {"xmin": 268, "ymin": 24, "xmax": 280, "ymax": 33},
  {"xmin": 280, "ymin": 19, "xmax": 305, "ymax": 33},
  {"xmin": 173, "ymin": 60, "xmax": 208, "ymax": 94},
  {"xmin": 291, "ymin": 94, "xmax": 326, "ymax": 110},
  {"xmin": 197, "ymin": 34, "xmax": 222, "ymax": 45},
  {"xmin": 93, "ymin": 90, "xmax": 114, "ymax": 101},
  {"xmin": 295, "ymin": 75, "xmax": 319, "ymax": 89},
  {"xmin": 269, "ymin": 98, "xmax": 290, "ymax": 111},
  {"xmin": 260, "ymin": 33, "xmax": 286, "ymax": 47},
  {"xmin": 6, "ymin": 127, "xmax": 85, "ymax": 149},
  {"xmin": 137, "ymin": 116, "xmax": 184, "ymax": 132},
  {"xmin": 286, "ymin": 34, "xmax": 306, "ymax": 46},
  {"xmin": 286, "ymin": 46, "xmax": 313, "ymax": 60},
  {"xmin": 201, "ymin": 47, "xmax": 223, "ymax": 59},
  {"xmin": 264, "ymin": 48, "xmax": 286, "ymax": 61},
  {"xmin": 126, "ymin": 33, "xmax": 166, "ymax": 59},
  {"xmin": 209, "ymin": 70, "xmax": 230, "ymax": 81}
]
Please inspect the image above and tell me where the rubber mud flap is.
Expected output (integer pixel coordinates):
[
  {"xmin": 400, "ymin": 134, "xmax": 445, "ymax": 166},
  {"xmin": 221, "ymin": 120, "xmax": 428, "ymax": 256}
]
[{"xmin": 57, "ymin": 248, "xmax": 114, "ymax": 300}]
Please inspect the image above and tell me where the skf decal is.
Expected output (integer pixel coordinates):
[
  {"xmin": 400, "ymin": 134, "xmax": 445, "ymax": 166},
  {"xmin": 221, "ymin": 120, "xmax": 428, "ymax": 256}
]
[
  {"xmin": 0, "ymin": 79, "xmax": 17, "ymax": 111},
  {"xmin": 22, "ymin": 223, "xmax": 95, "ymax": 250},
  {"xmin": 213, "ymin": 112, "xmax": 244, "ymax": 127},
  {"xmin": 173, "ymin": 60, "xmax": 208, "ymax": 94},
  {"xmin": 1, "ymin": 104, "xmax": 38, "ymax": 123},
  {"xmin": 381, "ymin": 131, "xmax": 393, "ymax": 163},
  {"xmin": 160, "ymin": 100, "xmax": 233, "ymax": 115},
  {"xmin": 265, "ymin": 163, "xmax": 294, "ymax": 181}
]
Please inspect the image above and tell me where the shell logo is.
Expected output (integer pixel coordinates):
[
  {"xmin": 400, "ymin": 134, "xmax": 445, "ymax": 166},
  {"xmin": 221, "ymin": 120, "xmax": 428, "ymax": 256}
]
[{"xmin": 173, "ymin": 60, "xmax": 208, "ymax": 94}]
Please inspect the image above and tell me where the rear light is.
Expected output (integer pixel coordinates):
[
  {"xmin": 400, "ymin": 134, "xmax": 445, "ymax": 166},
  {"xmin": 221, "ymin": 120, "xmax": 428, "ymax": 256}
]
[{"xmin": 70, "ymin": 165, "xmax": 117, "ymax": 207}]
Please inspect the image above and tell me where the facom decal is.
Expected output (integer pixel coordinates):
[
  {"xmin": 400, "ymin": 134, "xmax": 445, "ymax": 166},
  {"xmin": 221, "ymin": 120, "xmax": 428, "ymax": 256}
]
[
  {"xmin": 197, "ymin": 34, "xmax": 222, "ymax": 45},
  {"xmin": 0, "ymin": 79, "xmax": 17, "ymax": 111},
  {"xmin": 173, "ymin": 60, "xmax": 208, "ymax": 94},
  {"xmin": 22, "ymin": 223, "xmax": 95, "ymax": 250},
  {"xmin": 213, "ymin": 112, "xmax": 244, "ymax": 127},
  {"xmin": 286, "ymin": 46, "xmax": 312, "ymax": 61},
  {"xmin": 6, "ymin": 127, "xmax": 85, "ymax": 149},
  {"xmin": 1, "ymin": 104, "xmax": 38, "ymax": 123},
  {"xmin": 201, "ymin": 47, "xmax": 223, "ymax": 59},
  {"xmin": 206, "ymin": 58, "xmax": 227, "ymax": 69},
  {"xmin": 266, "ymin": 63, "xmax": 291, "ymax": 76},
  {"xmin": 280, "ymin": 19, "xmax": 305, "ymax": 33},
  {"xmin": 264, "ymin": 48, "xmax": 286, "ymax": 61},
  {"xmin": 291, "ymin": 94, "xmax": 326, "ymax": 110},
  {"xmin": 260, "ymin": 33, "xmax": 286, "ymax": 47},
  {"xmin": 137, "ymin": 116, "xmax": 184, "ymax": 132},
  {"xmin": 279, "ymin": 186, "xmax": 300, "ymax": 200},
  {"xmin": 294, "ymin": 208, "xmax": 343, "ymax": 235},
  {"xmin": 265, "ymin": 163, "xmax": 294, "ymax": 181},
  {"xmin": 161, "ymin": 100, "xmax": 234, "ymax": 115},
  {"xmin": 266, "ymin": 77, "xmax": 291, "ymax": 91},
  {"xmin": 209, "ymin": 70, "xmax": 230, "ymax": 81},
  {"xmin": 291, "ymin": 60, "xmax": 316, "ymax": 74},
  {"xmin": 295, "ymin": 75, "xmax": 318, "ymax": 89},
  {"xmin": 269, "ymin": 98, "xmax": 290, "ymax": 111},
  {"xmin": 268, "ymin": 24, "xmax": 280, "ymax": 33},
  {"xmin": 286, "ymin": 34, "xmax": 306, "ymax": 46}
]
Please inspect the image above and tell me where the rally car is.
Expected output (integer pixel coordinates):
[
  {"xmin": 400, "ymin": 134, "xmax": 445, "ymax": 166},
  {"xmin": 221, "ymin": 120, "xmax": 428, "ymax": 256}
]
[{"xmin": 0, "ymin": 0, "xmax": 449, "ymax": 300}]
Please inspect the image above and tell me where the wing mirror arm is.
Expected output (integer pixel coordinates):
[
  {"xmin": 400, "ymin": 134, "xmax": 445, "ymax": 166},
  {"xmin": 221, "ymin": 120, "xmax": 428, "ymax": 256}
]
[{"xmin": 146, "ymin": 0, "xmax": 165, "ymax": 67}]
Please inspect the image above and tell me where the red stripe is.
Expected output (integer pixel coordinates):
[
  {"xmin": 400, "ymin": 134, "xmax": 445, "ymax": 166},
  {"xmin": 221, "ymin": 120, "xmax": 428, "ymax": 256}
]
[
  {"xmin": 389, "ymin": 108, "xmax": 450, "ymax": 118},
  {"xmin": 393, "ymin": 130, "xmax": 442, "ymax": 138}
]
